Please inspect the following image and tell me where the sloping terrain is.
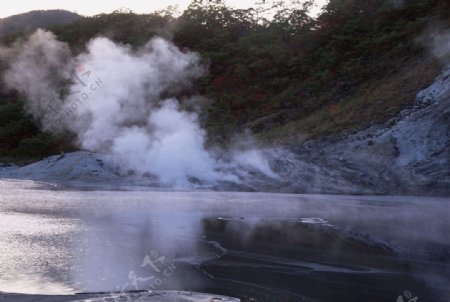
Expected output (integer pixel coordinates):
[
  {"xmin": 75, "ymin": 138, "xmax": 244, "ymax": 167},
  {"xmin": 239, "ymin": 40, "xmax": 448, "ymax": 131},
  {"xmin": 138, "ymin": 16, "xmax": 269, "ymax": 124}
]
[
  {"xmin": 0, "ymin": 10, "xmax": 80, "ymax": 36},
  {"xmin": 1, "ymin": 65, "xmax": 449, "ymax": 195},
  {"xmin": 0, "ymin": 1, "xmax": 449, "ymax": 195},
  {"xmin": 267, "ymin": 65, "xmax": 450, "ymax": 195}
]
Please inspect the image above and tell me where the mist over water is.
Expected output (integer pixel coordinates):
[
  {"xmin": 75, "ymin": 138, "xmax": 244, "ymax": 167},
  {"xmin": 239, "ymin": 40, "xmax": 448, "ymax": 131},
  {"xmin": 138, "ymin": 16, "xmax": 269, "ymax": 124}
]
[
  {"xmin": 0, "ymin": 5, "xmax": 449, "ymax": 302},
  {"xmin": 1, "ymin": 30, "xmax": 277, "ymax": 186},
  {"xmin": 0, "ymin": 180, "xmax": 448, "ymax": 301}
]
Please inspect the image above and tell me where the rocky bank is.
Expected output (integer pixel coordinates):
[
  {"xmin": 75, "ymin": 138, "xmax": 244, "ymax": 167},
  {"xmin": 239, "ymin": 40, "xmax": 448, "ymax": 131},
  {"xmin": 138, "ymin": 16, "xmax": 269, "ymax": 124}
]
[{"xmin": 1, "ymin": 66, "xmax": 449, "ymax": 196}]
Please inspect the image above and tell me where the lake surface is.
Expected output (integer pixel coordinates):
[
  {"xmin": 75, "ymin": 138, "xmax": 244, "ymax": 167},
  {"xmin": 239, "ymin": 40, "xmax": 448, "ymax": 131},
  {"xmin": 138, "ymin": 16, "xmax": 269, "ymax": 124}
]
[{"xmin": 0, "ymin": 179, "xmax": 449, "ymax": 302}]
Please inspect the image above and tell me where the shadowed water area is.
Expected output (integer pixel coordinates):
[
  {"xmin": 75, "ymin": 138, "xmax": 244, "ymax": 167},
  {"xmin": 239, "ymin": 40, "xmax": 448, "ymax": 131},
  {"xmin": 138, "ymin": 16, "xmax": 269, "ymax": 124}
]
[{"xmin": 0, "ymin": 180, "xmax": 449, "ymax": 302}]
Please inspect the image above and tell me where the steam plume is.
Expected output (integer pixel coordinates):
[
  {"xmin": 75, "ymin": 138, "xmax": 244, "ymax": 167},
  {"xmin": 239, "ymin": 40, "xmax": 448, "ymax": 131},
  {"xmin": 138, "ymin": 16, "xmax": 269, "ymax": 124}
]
[
  {"xmin": 1, "ymin": 29, "xmax": 277, "ymax": 185},
  {"xmin": 419, "ymin": 25, "xmax": 450, "ymax": 63}
]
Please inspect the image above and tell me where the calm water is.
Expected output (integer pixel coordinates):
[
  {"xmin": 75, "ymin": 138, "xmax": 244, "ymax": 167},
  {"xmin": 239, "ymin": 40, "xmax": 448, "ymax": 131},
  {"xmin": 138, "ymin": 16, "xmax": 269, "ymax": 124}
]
[{"xmin": 0, "ymin": 179, "xmax": 449, "ymax": 302}]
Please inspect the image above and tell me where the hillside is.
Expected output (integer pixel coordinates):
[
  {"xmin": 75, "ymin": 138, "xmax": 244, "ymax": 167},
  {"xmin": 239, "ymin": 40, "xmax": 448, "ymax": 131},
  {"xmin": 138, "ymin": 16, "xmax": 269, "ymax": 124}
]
[
  {"xmin": 0, "ymin": 0, "xmax": 449, "ymax": 163},
  {"xmin": 2, "ymin": 65, "xmax": 449, "ymax": 195},
  {"xmin": 0, "ymin": 10, "xmax": 80, "ymax": 36}
]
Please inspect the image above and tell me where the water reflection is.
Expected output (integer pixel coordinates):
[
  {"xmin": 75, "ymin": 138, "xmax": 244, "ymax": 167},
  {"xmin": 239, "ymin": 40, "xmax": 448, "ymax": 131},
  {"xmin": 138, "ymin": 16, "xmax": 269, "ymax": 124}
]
[{"xmin": 0, "ymin": 180, "xmax": 448, "ymax": 301}]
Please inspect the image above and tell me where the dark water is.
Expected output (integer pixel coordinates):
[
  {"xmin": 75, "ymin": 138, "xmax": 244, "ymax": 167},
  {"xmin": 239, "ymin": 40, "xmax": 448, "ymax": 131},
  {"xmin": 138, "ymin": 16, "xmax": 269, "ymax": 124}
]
[{"xmin": 0, "ymin": 180, "xmax": 449, "ymax": 302}]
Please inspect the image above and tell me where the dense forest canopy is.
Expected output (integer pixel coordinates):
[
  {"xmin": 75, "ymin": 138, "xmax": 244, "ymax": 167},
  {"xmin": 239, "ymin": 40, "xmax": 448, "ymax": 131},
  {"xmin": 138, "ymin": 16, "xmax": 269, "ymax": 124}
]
[{"xmin": 0, "ymin": 0, "xmax": 449, "ymax": 161}]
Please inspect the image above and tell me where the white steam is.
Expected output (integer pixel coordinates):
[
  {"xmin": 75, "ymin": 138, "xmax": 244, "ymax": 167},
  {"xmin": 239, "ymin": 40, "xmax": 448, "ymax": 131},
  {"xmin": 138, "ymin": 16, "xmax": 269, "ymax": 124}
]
[
  {"xmin": 429, "ymin": 29, "xmax": 450, "ymax": 62},
  {"xmin": 419, "ymin": 25, "xmax": 450, "ymax": 63},
  {"xmin": 2, "ymin": 30, "xmax": 72, "ymax": 117},
  {"xmin": 1, "ymin": 29, "xmax": 277, "ymax": 185}
]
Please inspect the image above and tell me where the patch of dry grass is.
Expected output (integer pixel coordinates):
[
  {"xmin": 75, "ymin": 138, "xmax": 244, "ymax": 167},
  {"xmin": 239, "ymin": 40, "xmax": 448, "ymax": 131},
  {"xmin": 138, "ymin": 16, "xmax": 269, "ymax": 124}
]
[{"xmin": 259, "ymin": 56, "xmax": 444, "ymax": 145}]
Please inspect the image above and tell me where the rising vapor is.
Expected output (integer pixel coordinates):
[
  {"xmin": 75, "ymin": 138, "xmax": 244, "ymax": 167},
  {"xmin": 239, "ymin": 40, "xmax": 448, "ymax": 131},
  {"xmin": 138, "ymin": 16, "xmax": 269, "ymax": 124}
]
[
  {"xmin": 1, "ymin": 29, "xmax": 277, "ymax": 186},
  {"xmin": 418, "ymin": 24, "xmax": 450, "ymax": 63}
]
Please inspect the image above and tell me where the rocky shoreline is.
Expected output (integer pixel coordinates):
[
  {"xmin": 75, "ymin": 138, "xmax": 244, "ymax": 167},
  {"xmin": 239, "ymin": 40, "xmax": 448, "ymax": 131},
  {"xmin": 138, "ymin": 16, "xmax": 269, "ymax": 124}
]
[
  {"xmin": 1, "ymin": 66, "xmax": 449, "ymax": 196},
  {"xmin": 0, "ymin": 291, "xmax": 240, "ymax": 302}
]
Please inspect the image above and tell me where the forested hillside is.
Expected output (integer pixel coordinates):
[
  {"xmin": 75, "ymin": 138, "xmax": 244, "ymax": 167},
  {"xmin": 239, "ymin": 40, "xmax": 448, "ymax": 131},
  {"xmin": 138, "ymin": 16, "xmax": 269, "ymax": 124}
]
[
  {"xmin": 0, "ymin": 10, "xmax": 80, "ymax": 36},
  {"xmin": 0, "ymin": 0, "xmax": 449, "ymax": 161}
]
